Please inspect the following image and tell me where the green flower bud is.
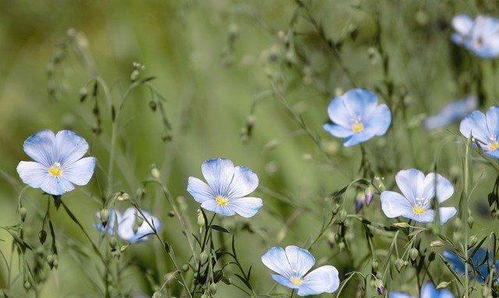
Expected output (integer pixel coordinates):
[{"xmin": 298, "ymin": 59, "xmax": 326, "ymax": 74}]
[
  {"xmin": 19, "ymin": 206, "xmax": 27, "ymax": 222},
  {"xmin": 409, "ymin": 248, "xmax": 419, "ymax": 261},
  {"xmin": 395, "ymin": 258, "xmax": 405, "ymax": 271},
  {"xmin": 200, "ymin": 251, "xmax": 209, "ymax": 264}
]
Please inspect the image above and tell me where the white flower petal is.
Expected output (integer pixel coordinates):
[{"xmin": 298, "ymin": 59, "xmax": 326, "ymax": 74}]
[
  {"xmin": 201, "ymin": 158, "xmax": 235, "ymax": 195},
  {"xmin": 298, "ymin": 265, "xmax": 340, "ymax": 296},
  {"xmin": 421, "ymin": 173, "xmax": 454, "ymax": 203},
  {"xmin": 55, "ymin": 130, "xmax": 90, "ymax": 166},
  {"xmin": 381, "ymin": 191, "xmax": 412, "ymax": 218},
  {"xmin": 17, "ymin": 161, "xmax": 48, "ymax": 188},
  {"xmin": 63, "ymin": 157, "xmax": 96, "ymax": 186},
  {"xmin": 227, "ymin": 166, "xmax": 259, "ymax": 198},
  {"xmin": 261, "ymin": 246, "xmax": 294, "ymax": 278},
  {"xmin": 228, "ymin": 197, "xmax": 262, "ymax": 218},
  {"xmin": 23, "ymin": 130, "xmax": 56, "ymax": 167},
  {"xmin": 285, "ymin": 246, "xmax": 315, "ymax": 277},
  {"xmin": 187, "ymin": 177, "xmax": 214, "ymax": 203},
  {"xmin": 395, "ymin": 169, "xmax": 425, "ymax": 202}
]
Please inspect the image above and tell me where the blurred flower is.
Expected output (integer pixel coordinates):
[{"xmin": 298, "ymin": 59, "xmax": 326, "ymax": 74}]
[
  {"xmin": 452, "ymin": 15, "xmax": 499, "ymax": 58},
  {"xmin": 389, "ymin": 282, "xmax": 454, "ymax": 298},
  {"xmin": 423, "ymin": 95, "xmax": 477, "ymax": 130},
  {"xmin": 94, "ymin": 208, "xmax": 161, "ymax": 243},
  {"xmin": 323, "ymin": 88, "xmax": 391, "ymax": 147},
  {"xmin": 95, "ymin": 208, "xmax": 120, "ymax": 236},
  {"xmin": 381, "ymin": 169, "xmax": 457, "ymax": 224},
  {"xmin": 261, "ymin": 245, "xmax": 340, "ymax": 296},
  {"xmin": 17, "ymin": 130, "xmax": 96, "ymax": 196},
  {"xmin": 443, "ymin": 248, "xmax": 499, "ymax": 283},
  {"xmin": 460, "ymin": 105, "xmax": 499, "ymax": 159},
  {"xmin": 187, "ymin": 158, "xmax": 263, "ymax": 218}
]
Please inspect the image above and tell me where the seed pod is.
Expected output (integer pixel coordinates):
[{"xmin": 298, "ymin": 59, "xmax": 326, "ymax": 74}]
[
  {"xmin": 409, "ymin": 248, "xmax": 419, "ymax": 261},
  {"xmin": 39, "ymin": 230, "xmax": 47, "ymax": 244}
]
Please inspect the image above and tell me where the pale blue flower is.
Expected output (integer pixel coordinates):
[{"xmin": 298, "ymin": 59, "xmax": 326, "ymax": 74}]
[
  {"xmin": 381, "ymin": 169, "xmax": 457, "ymax": 224},
  {"xmin": 423, "ymin": 95, "xmax": 477, "ymax": 130},
  {"xmin": 444, "ymin": 248, "xmax": 499, "ymax": 283},
  {"xmin": 460, "ymin": 106, "xmax": 499, "ymax": 159},
  {"xmin": 94, "ymin": 208, "xmax": 160, "ymax": 243},
  {"xmin": 187, "ymin": 158, "xmax": 263, "ymax": 218},
  {"xmin": 323, "ymin": 88, "xmax": 391, "ymax": 147},
  {"xmin": 17, "ymin": 130, "xmax": 96, "ymax": 196},
  {"xmin": 452, "ymin": 15, "xmax": 499, "ymax": 58},
  {"xmin": 389, "ymin": 282, "xmax": 454, "ymax": 298},
  {"xmin": 261, "ymin": 245, "xmax": 340, "ymax": 296},
  {"xmin": 94, "ymin": 208, "xmax": 120, "ymax": 236},
  {"xmin": 117, "ymin": 208, "xmax": 160, "ymax": 243}
]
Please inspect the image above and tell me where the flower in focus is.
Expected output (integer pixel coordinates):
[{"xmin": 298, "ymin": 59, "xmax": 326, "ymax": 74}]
[
  {"xmin": 187, "ymin": 158, "xmax": 263, "ymax": 218},
  {"xmin": 423, "ymin": 95, "xmax": 477, "ymax": 130},
  {"xmin": 443, "ymin": 248, "xmax": 499, "ymax": 283},
  {"xmin": 94, "ymin": 208, "xmax": 161, "ymax": 243},
  {"xmin": 323, "ymin": 88, "xmax": 391, "ymax": 147},
  {"xmin": 381, "ymin": 169, "xmax": 457, "ymax": 224},
  {"xmin": 389, "ymin": 282, "xmax": 454, "ymax": 298},
  {"xmin": 261, "ymin": 245, "xmax": 340, "ymax": 296},
  {"xmin": 17, "ymin": 130, "xmax": 96, "ymax": 196},
  {"xmin": 452, "ymin": 14, "xmax": 499, "ymax": 58},
  {"xmin": 459, "ymin": 105, "xmax": 499, "ymax": 159}
]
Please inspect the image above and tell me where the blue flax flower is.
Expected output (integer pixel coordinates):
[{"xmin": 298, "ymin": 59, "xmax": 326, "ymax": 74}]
[
  {"xmin": 323, "ymin": 88, "xmax": 391, "ymax": 147},
  {"xmin": 187, "ymin": 158, "xmax": 263, "ymax": 218},
  {"xmin": 423, "ymin": 95, "xmax": 477, "ymax": 130},
  {"xmin": 17, "ymin": 130, "xmax": 96, "ymax": 196},
  {"xmin": 444, "ymin": 248, "xmax": 499, "ymax": 283},
  {"xmin": 452, "ymin": 15, "xmax": 499, "ymax": 58},
  {"xmin": 381, "ymin": 169, "xmax": 457, "ymax": 224},
  {"xmin": 95, "ymin": 208, "xmax": 160, "ymax": 243},
  {"xmin": 261, "ymin": 245, "xmax": 340, "ymax": 296},
  {"xmin": 389, "ymin": 282, "xmax": 454, "ymax": 298},
  {"xmin": 460, "ymin": 106, "xmax": 499, "ymax": 159}
]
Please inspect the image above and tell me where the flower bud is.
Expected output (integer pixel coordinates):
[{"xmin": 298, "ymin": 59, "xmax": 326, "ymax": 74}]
[
  {"xmin": 364, "ymin": 186, "xmax": 374, "ymax": 205},
  {"xmin": 151, "ymin": 165, "xmax": 160, "ymax": 179},
  {"xmin": 39, "ymin": 230, "xmax": 47, "ymax": 244},
  {"xmin": 117, "ymin": 192, "xmax": 129, "ymax": 201},
  {"xmin": 395, "ymin": 258, "xmax": 405, "ymax": 271},
  {"xmin": 467, "ymin": 215, "xmax": 474, "ymax": 228},
  {"xmin": 79, "ymin": 87, "xmax": 88, "ymax": 102},
  {"xmin": 409, "ymin": 248, "xmax": 419, "ymax": 261},
  {"xmin": 197, "ymin": 209, "xmax": 205, "ymax": 228},
  {"xmin": 47, "ymin": 254, "xmax": 58, "ymax": 269},
  {"xmin": 430, "ymin": 240, "xmax": 443, "ymax": 247},
  {"xmin": 181, "ymin": 264, "xmax": 189, "ymax": 272},
  {"xmin": 200, "ymin": 251, "xmax": 208, "ymax": 264},
  {"xmin": 338, "ymin": 209, "xmax": 347, "ymax": 222},
  {"xmin": 100, "ymin": 209, "xmax": 110, "ymax": 225},
  {"xmin": 374, "ymin": 279, "xmax": 385, "ymax": 295},
  {"xmin": 436, "ymin": 281, "xmax": 451, "ymax": 289},
  {"xmin": 209, "ymin": 283, "xmax": 217, "ymax": 295},
  {"xmin": 372, "ymin": 259, "xmax": 379, "ymax": 271}
]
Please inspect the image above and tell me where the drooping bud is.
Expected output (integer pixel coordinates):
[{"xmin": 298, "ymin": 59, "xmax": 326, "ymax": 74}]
[
  {"xmin": 39, "ymin": 230, "xmax": 47, "ymax": 245},
  {"xmin": 374, "ymin": 279, "xmax": 385, "ymax": 295},
  {"xmin": 395, "ymin": 258, "xmax": 405, "ymax": 271},
  {"xmin": 409, "ymin": 248, "xmax": 419, "ymax": 261},
  {"xmin": 364, "ymin": 186, "xmax": 374, "ymax": 205},
  {"xmin": 355, "ymin": 194, "xmax": 364, "ymax": 214},
  {"xmin": 100, "ymin": 209, "xmax": 110, "ymax": 226},
  {"xmin": 19, "ymin": 206, "xmax": 27, "ymax": 222},
  {"xmin": 199, "ymin": 251, "xmax": 209, "ymax": 264},
  {"xmin": 197, "ymin": 209, "xmax": 205, "ymax": 228},
  {"xmin": 150, "ymin": 164, "xmax": 160, "ymax": 179},
  {"xmin": 117, "ymin": 192, "xmax": 129, "ymax": 202}
]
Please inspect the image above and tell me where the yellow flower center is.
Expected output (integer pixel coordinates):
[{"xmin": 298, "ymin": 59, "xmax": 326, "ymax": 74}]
[
  {"xmin": 352, "ymin": 122, "xmax": 364, "ymax": 133},
  {"xmin": 48, "ymin": 163, "xmax": 63, "ymax": 177},
  {"xmin": 412, "ymin": 206, "xmax": 426, "ymax": 215},
  {"xmin": 215, "ymin": 196, "xmax": 229, "ymax": 207},
  {"xmin": 488, "ymin": 142, "xmax": 499, "ymax": 151},
  {"xmin": 290, "ymin": 277, "xmax": 303, "ymax": 286}
]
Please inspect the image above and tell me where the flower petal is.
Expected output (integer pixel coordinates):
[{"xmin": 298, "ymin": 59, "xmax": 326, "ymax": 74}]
[
  {"xmin": 298, "ymin": 265, "xmax": 339, "ymax": 296},
  {"xmin": 421, "ymin": 282, "xmax": 438, "ymax": 298},
  {"xmin": 63, "ymin": 157, "xmax": 96, "ymax": 186},
  {"xmin": 200, "ymin": 199, "xmax": 236, "ymax": 216},
  {"xmin": 439, "ymin": 207, "xmax": 457, "ymax": 224},
  {"xmin": 40, "ymin": 176, "xmax": 75, "ymax": 196},
  {"xmin": 201, "ymin": 158, "xmax": 235, "ymax": 195},
  {"xmin": 452, "ymin": 14, "xmax": 474, "ymax": 36},
  {"xmin": 380, "ymin": 191, "xmax": 412, "ymax": 218},
  {"xmin": 261, "ymin": 246, "xmax": 293, "ymax": 278},
  {"xmin": 323, "ymin": 123, "xmax": 353, "ymax": 138},
  {"xmin": 23, "ymin": 130, "xmax": 56, "ymax": 167},
  {"xmin": 271, "ymin": 274, "xmax": 299, "ymax": 289},
  {"xmin": 327, "ymin": 97, "xmax": 351, "ymax": 128},
  {"xmin": 395, "ymin": 169, "xmax": 425, "ymax": 202},
  {"xmin": 228, "ymin": 197, "xmax": 263, "ymax": 218},
  {"xmin": 17, "ymin": 161, "xmax": 48, "ymax": 188},
  {"xmin": 486, "ymin": 106, "xmax": 499, "ymax": 140},
  {"xmin": 342, "ymin": 88, "xmax": 378, "ymax": 118},
  {"xmin": 118, "ymin": 208, "xmax": 160, "ymax": 243},
  {"xmin": 285, "ymin": 246, "xmax": 315, "ymax": 277},
  {"xmin": 421, "ymin": 173, "xmax": 454, "ymax": 203},
  {"xmin": 187, "ymin": 177, "xmax": 214, "ymax": 203},
  {"xmin": 403, "ymin": 209, "xmax": 435, "ymax": 223},
  {"xmin": 342, "ymin": 129, "xmax": 377, "ymax": 147},
  {"xmin": 460, "ymin": 110, "xmax": 489, "ymax": 143},
  {"xmin": 55, "ymin": 130, "xmax": 90, "ymax": 166},
  {"xmin": 228, "ymin": 166, "xmax": 259, "ymax": 198},
  {"xmin": 365, "ymin": 104, "xmax": 391, "ymax": 136}
]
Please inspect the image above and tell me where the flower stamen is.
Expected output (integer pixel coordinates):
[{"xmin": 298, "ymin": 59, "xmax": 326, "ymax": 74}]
[
  {"xmin": 215, "ymin": 196, "xmax": 229, "ymax": 207},
  {"xmin": 412, "ymin": 205, "xmax": 426, "ymax": 215},
  {"xmin": 48, "ymin": 163, "xmax": 63, "ymax": 177},
  {"xmin": 488, "ymin": 142, "xmax": 499, "ymax": 151},
  {"xmin": 290, "ymin": 277, "xmax": 303, "ymax": 286},
  {"xmin": 352, "ymin": 122, "xmax": 364, "ymax": 133}
]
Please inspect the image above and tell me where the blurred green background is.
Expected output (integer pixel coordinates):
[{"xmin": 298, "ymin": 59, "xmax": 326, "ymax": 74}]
[{"xmin": 0, "ymin": 0, "xmax": 498, "ymax": 297}]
